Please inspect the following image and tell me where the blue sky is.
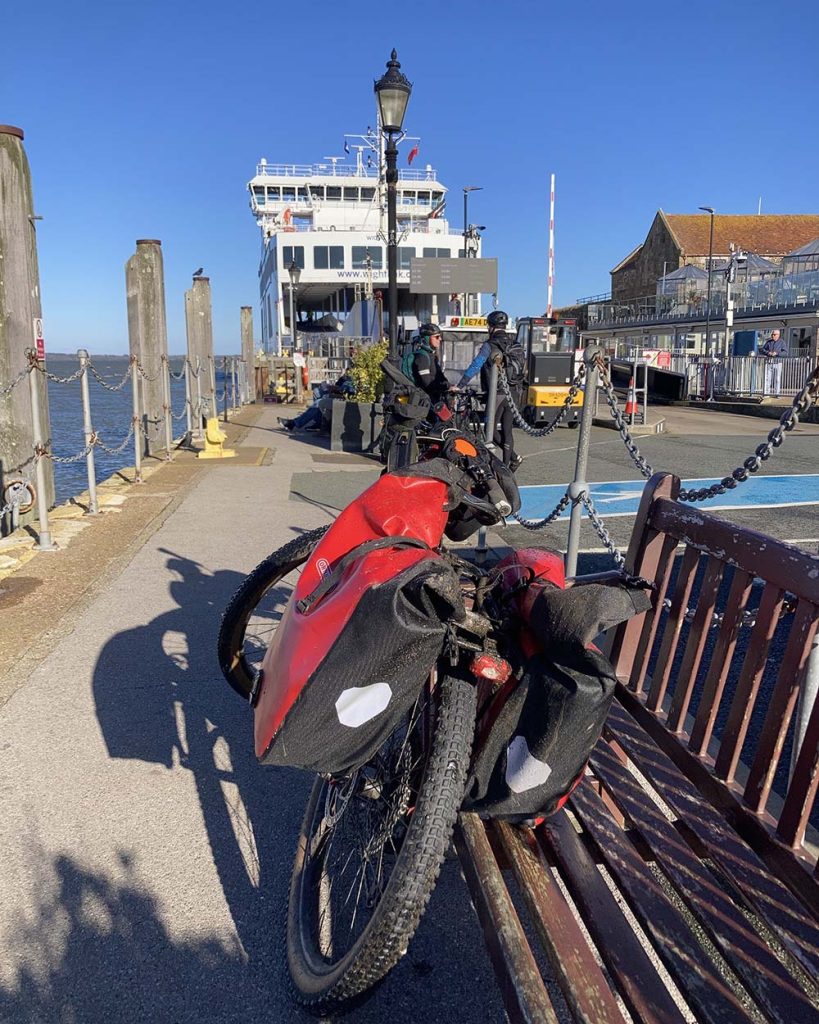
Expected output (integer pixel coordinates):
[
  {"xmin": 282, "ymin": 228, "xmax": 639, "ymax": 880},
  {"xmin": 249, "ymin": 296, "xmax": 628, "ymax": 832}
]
[{"xmin": 4, "ymin": 0, "xmax": 818, "ymax": 355}]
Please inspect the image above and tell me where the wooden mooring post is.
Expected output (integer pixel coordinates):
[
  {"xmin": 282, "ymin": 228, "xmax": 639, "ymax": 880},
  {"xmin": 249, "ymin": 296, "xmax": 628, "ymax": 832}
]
[
  {"xmin": 185, "ymin": 276, "xmax": 216, "ymax": 430},
  {"xmin": 240, "ymin": 306, "xmax": 254, "ymax": 403}
]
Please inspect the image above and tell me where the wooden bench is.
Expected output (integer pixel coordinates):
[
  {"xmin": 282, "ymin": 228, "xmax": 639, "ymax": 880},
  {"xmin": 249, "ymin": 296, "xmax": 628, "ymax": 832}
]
[{"xmin": 456, "ymin": 471, "xmax": 819, "ymax": 1024}]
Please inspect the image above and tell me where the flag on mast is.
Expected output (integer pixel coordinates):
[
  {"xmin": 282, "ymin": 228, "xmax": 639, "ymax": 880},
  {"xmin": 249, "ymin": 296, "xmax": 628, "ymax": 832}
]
[
  {"xmin": 407, "ymin": 143, "xmax": 419, "ymax": 165},
  {"xmin": 343, "ymin": 140, "xmax": 350, "ymax": 155}
]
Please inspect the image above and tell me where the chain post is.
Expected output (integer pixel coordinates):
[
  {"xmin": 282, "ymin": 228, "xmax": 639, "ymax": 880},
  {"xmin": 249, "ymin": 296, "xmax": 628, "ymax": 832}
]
[
  {"xmin": 223, "ymin": 356, "xmax": 229, "ymax": 422},
  {"xmin": 194, "ymin": 360, "xmax": 204, "ymax": 439},
  {"xmin": 130, "ymin": 356, "xmax": 143, "ymax": 483},
  {"xmin": 565, "ymin": 346, "xmax": 601, "ymax": 577},
  {"xmin": 77, "ymin": 350, "xmax": 99, "ymax": 514},
  {"xmin": 209, "ymin": 354, "xmax": 218, "ymax": 418},
  {"xmin": 161, "ymin": 354, "xmax": 173, "ymax": 461},
  {"xmin": 27, "ymin": 350, "xmax": 55, "ymax": 550},
  {"xmin": 232, "ymin": 357, "xmax": 239, "ymax": 412},
  {"xmin": 184, "ymin": 359, "xmax": 193, "ymax": 439}
]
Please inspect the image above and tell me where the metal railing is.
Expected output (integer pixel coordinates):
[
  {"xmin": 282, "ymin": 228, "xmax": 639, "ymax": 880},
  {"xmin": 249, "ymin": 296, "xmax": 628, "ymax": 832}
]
[
  {"xmin": 254, "ymin": 162, "xmax": 439, "ymax": 182},
  {"xmin": 685, "ymin": 355, "xmax": 813, "ymax": 400}
]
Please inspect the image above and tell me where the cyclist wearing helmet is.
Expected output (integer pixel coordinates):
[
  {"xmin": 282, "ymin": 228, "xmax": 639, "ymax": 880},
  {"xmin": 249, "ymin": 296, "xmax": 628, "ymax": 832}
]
[
  {"xmin": 456, "ymin": 311, "xmax": 521, "ymax": 470},
  {"xmin": 405, "ymin": 323, "xmax": 451, "ymax": 403}
]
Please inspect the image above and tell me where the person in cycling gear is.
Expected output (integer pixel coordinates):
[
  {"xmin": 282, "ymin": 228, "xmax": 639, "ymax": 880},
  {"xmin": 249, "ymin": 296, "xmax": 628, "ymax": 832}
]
[
  {"xmin": 456, "ymin": 311, "xmax": 521, "ymax": 470},
  {"xmin": 405, "ymin": 323, "xmax": 451, "ymax": 404}
]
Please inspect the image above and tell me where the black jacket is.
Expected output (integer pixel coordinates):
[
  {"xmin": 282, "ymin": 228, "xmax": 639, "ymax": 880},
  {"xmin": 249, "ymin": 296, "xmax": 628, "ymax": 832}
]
[{"xmin": 411, "ymin": 345, "xmax": 450, "ymax": 403}]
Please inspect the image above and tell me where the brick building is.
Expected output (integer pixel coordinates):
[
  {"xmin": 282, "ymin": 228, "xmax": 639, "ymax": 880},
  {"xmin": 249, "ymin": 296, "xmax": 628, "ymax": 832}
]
[{"xmin": 611, "ymin": 212, "xmax": 819, "ymax": 302}]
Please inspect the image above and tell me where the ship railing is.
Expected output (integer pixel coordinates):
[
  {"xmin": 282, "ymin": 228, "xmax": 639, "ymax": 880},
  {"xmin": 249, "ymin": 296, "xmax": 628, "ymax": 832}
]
[{"xmin": 254, "ymin": 162, "xmax": 439, "ymax": 182}]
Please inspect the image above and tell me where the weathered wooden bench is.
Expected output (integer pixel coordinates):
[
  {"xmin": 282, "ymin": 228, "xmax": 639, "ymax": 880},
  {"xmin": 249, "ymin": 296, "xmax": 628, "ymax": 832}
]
[{"xmin": 456, "ymin": 471, "xmax": 819, "ymax": 1024}]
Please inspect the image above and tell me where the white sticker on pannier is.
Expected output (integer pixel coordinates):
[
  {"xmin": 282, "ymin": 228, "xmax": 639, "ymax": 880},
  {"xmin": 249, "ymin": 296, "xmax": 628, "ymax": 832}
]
[
  {"xmin": 505, "ymin": 735, "xmax": 552, "ymax": 793},
  {"xmin": 335, "ymin": 683, "xmax": 393, "ymax": 728}
]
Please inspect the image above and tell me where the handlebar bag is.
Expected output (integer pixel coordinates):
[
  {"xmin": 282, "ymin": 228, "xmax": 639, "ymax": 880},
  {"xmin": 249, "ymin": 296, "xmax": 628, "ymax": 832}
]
[
  {"xmin": 464, "ymin": 583, "xmax": 650, "ymax": 821},
  {"xmin": 254, "ymin": 472, "xmax": 465, "ymax": 774}
]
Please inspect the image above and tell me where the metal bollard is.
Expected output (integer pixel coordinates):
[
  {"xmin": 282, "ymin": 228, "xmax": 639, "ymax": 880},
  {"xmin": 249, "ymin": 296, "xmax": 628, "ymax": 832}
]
[
  {"xmin": 223, "ymin": 357, "xmax": 229, "ymax": 422},
  {"xmin": 130, "ymin": 357, "xmax": 143, "ymax": 483},
  {"xmin": 27, "ymin": 350, "xmax": 55, "ymax": 550},
  {"xmin": 77, "ymin": 349, "xmax": 98, "ymax": 513},
  {"xmin": 194, "ymin": 360, "xmax": 204, "ymax": 439},
  {"xmin": 184, "ymin": 359, "xmax": 193, "ymax": 438},
  {"xmin": 565, "ymin": 347, "xmax": 601, "ymax": 578},
  {"xmin": 209, "ymin": 354, "xmax": 218, "ymax": 418},
  {"xmin": 161, "ymin": 354, "xmax": 173, "ymax": 461},
  {"xmin": 232, "ymin": 357, "xmax": 239, "ymax": 412}
]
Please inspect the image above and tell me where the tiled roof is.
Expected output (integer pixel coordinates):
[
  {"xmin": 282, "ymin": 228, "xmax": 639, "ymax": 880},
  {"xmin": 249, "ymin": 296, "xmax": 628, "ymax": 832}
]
[{"xmin": 664, "ymin": 214, "xmax": 819, "ymax": 257}]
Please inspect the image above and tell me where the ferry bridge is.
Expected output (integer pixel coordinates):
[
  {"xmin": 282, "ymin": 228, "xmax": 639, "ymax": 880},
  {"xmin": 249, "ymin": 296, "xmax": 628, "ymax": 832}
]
[{"xmin": 2, "ymin": 375, "xmax": 819, "ymax": 1021}]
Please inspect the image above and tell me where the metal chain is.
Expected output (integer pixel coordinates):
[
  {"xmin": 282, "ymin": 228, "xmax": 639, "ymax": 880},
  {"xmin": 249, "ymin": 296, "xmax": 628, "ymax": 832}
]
[
  {"xmin": 32, "ymin": 360, "xmax": 85, "ymax": 385},
  {"xmin": 664, "ymin": 592, "xmax": 798, "ymax": 630},
  {"xmin": 187, "ymin": 358, "xmax": 204, "ymax": 378},
  {"xmin": 0, "ymin": 500, "xmax": 15, "ymax": 519},
  {"xmin": 169, "ymin": 366, "xmax": 187, "ymax": 380},
  {"xmin": 0, "ymin": 363, "xmax": 33, "ymax": 397},
  {"xmin": 134, "ymin": 359, "xmax": 159, "ymax": 382},
  {"xmin": 87, "ymin": 361, "xmax": 132, "ymax": 392},
  {"xmin": 511, "ymin": 491, "xmax": 572, "ymax": 531},
  {"xmin": 95, "ymin": 420, "xmax": 136, "ymax": 454},
  {"xmin": 580, "ymin": 492, "xmax": 626, "ymax": 569},
  {"xmin": 594, "ymin": 354, "xmax": 819, "ymax": 503},
  {"xmin": 39, "ymin": 439, "xmax": 95, "ymax": 464},
  {"xmin": 498, "ymin": 366, "xmax": 585, "ymax": 438},
  {"xmin": 172, "ymin": 406, "xmax": 189, "ymax": 420}
]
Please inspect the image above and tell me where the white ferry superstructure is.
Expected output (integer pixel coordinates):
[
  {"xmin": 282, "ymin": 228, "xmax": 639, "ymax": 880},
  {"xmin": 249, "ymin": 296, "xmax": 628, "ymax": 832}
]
[{"xmin": 248, "ymin": 129, "xmax": 482, "ymax": 354}]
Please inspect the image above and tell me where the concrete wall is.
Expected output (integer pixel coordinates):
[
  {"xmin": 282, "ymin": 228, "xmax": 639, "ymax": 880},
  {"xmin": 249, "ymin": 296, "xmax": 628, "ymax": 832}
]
[{"xmin": 612, "ymin": 214, "xmax": 682, "ymax": 302}]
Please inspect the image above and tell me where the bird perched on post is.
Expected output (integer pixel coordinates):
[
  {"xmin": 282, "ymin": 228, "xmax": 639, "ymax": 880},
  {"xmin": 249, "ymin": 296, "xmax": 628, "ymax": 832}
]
[{"xmin": 193, "ymin": 267, "xmax": 204, "ymax": 278}]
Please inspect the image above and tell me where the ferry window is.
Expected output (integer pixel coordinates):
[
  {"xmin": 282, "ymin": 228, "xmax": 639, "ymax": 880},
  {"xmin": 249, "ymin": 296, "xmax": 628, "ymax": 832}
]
[
  {"xmin": 297, "ymin": 186, "xmax": 308, "ymax": 201},
  {"xmin": 282, "ymin": 246, "xmax": 305, "ymax": 269},
  {"xmin": 326, "ymin": 186, "xmax": 341, "ymax": 201},
  {"xmin": 423, "ymin": 248, "xmax": 451, "ymax": 258},
  {"xmin": 314, "ymin": 246, "xmax": 345, "ymax": 269},
  {"xmin": 282, "ymin": 186, "xmax": 296, "ymax": 202},
  {"xmin": 361, "ymin": 187, "xmax": 375, "ymax": 201},
  {"xmin": 266, "ymin": 186, "xmax": 280, "ymax": 202},
  {"xmin": 309, "ymin": 185, "xmax": 324, "ymax": 200},
  {"xmin": 353, "ymin": 246, "xmax": 383, "ymax": 269},
  {"xmin": 398, "ymin": 246, "xmax": 415, "ymax": 269},
  {"xmin": 400, "ymin": 191, "xmax": 416, "ymax": 206},
  {"xmin": 431, "ymin": 191, "xmax": 443, "ymax": 205},
  {"xmin": 252, "ymin": 186, "xmax": 266, "ymax": 202},
  {"xmin": 417, "ymin": 191, "xmax": 430, "ymax": 205},
  {"xmin": 344, "ymin": 187, "xmax": 359, "ymax": 201}
]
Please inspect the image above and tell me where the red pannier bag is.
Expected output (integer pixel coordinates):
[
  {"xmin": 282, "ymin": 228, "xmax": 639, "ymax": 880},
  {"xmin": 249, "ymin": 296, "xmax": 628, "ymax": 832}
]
[{"xmin": 253, "ymin": 471, "xmax": 465, "ymax": 775}]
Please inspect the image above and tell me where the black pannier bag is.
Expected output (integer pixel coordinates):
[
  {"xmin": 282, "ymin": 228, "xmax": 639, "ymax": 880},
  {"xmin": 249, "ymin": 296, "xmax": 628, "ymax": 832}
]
[{"xmin": 464, "ymin": 583, "xmax": 651, "ymax": 821}]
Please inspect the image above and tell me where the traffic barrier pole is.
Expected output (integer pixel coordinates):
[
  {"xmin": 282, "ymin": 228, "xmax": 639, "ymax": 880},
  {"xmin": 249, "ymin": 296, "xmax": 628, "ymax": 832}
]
[
  {"xmin": 565, "ymin": 347, "xmax": 600, "ymax": 578},
  {"xmin": 28, "ymin": 350, "xmax": 55, "ymax": 549},
  {"xmin": 77, "ymin": 349, "xmax": 98, "ymax": 513}
]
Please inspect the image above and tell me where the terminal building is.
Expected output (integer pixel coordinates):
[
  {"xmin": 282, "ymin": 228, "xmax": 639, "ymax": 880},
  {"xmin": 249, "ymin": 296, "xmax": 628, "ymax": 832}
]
[{"xmin": 559, "ymin": 211, "xmax": 819, "ymax": 364}]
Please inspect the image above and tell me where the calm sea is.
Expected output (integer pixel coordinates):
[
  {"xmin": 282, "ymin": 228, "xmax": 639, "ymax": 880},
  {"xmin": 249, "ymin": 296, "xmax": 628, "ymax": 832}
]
[{"xmin": 45, "ymin": 354, "xmax": 233, "ymax": 504}]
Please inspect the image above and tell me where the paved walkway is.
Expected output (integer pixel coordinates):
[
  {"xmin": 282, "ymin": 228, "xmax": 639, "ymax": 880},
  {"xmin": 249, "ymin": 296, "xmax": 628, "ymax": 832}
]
[{"xmin": 0, "ymin": 405, "xmax": 512, "ymax": 1024}]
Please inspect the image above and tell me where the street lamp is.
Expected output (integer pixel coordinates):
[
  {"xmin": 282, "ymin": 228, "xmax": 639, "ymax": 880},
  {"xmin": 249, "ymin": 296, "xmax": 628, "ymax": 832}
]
[
  {"xmin": 463, "ymin": 186, "xmax": 482, "ymax": 258},
  {"xmin": 287, "ymin": 259, "xmax": 301, "ymax": 354},
  {"xmin": 699, "ymin": 205, "xmax": 716, "ymax": 399},
  {"xmin": 375, "ymin": 49, "xmax": 412, "ymax": 358}
]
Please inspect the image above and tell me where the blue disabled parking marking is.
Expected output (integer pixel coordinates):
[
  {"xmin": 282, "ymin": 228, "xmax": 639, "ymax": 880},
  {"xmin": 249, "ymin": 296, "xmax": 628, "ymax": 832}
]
[{"xmin": 518, "ymin": 474, "xmax": 819, "ymax": 520}]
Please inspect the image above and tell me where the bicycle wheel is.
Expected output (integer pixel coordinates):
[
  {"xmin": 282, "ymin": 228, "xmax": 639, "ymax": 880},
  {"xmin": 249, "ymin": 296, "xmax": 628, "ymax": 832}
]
[
  {"xmin": 287, "ymin": 670, "xmax": 476, "ymax": 1013},
  {"xmin": 217, "ymin": 526, "xmax": 329, "ymax": 700}
]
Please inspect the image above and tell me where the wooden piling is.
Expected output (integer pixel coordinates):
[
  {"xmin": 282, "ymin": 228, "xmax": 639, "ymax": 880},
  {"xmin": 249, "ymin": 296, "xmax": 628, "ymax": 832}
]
[
  {"xmin": 0, "ymin": 125, "xmax": 54, "ymax": 536},
  {"xmin": 125, "ymin": 239, "xmax": 169, "ymax": 454},
  {"xmin": 184, "ymin": 276, "xmax": 215, "ymax": 428},
  {"xmin": 240, "ymin": 306, "xmax": 254, "ymax": 402}
]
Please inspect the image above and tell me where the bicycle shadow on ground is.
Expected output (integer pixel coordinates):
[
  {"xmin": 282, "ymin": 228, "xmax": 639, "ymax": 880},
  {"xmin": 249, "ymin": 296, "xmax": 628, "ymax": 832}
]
[{"xmin": 78, "ymin": 552, "xmax": 506, "ymax": 1023}]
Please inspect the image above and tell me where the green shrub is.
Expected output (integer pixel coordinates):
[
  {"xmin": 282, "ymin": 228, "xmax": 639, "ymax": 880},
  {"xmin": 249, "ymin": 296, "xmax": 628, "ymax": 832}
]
[{"xmin": 348, "ymin": 341, "xmax": 389, "ymax": 402}]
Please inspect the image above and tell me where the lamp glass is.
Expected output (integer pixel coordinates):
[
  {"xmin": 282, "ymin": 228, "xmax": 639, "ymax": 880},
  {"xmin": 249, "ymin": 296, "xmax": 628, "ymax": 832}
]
[
  {"xmin": 374, "ymin": 50, "xmax": 411, "ymax": 133},
  {"xmin": 288, "ymin": 261, "xmax": 301, "ymax": 287}
]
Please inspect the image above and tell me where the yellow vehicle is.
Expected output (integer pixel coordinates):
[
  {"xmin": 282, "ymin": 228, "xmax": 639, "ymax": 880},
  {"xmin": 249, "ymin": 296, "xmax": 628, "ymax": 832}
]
[{"xmin": 514, "ymin": 316, "xmax": 583, "ymax": 427}]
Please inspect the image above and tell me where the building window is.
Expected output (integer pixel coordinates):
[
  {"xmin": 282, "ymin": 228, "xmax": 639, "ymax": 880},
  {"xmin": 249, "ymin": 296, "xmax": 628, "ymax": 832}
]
[
  {"xmin": 352, "ymin": 246, "xmax": 383, "ymax": 269},
  {"xmin": 399, "ymin": 246, "xmax": 415, "ymax": 269},
  {"xmin": 423, "ymin": 247, "xmax": 451, "ymax": 258},
  {"xmin": 282, "ymin": 246, "xmax": 305, "ymax": 269},
  {"xmin": 314, "ymin": 246, "xmax": 345, "ymax": 269}
]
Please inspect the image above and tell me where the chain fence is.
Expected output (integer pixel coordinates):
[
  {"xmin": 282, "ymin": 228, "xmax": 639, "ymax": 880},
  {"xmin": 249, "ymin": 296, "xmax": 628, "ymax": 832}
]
[
  {"xmin": 1, "ymin": 363, "xmax": 33, "ymax": 397},
  {"xmin": 499, "ymin": 366, "xmax": 585, "ymax": 438},
  {"xmin": 87, "ymin": 361, "xmax": 132, "ymax": 392}
]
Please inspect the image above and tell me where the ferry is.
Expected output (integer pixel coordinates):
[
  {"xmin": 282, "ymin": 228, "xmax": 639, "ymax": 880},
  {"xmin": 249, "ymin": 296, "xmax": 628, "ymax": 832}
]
[{"xmin": 248, "ymin": 128, "xmax": 483, "ymax": 354}]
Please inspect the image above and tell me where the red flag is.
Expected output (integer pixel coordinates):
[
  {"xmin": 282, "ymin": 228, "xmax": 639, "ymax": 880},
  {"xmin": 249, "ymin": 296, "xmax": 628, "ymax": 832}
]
[{"xmin": 407, "ymin": 144, "xmax": 419, "ymax": 165}]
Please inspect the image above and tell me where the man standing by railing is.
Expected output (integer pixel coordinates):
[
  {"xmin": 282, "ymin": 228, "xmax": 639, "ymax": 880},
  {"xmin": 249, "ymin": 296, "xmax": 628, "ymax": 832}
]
[{"xmin": 761, "ymin": 329, "xmax": 787, "ymax": 398}]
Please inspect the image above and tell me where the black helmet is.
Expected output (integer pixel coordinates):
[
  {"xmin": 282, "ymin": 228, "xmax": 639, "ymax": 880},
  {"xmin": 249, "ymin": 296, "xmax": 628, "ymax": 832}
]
[
  {"xmin": 486, "ymin": 310, "xmax": 508, "ymax": 330},
  {"xmin": 418, "ymin": 322, "xmax": 442, "ymax": 339}
]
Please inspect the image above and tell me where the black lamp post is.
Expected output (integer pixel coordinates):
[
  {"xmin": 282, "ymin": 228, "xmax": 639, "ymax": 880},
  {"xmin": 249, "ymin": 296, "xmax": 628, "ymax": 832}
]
[
  {"xmin": 699, "ymin": 205, "xmax": 716, "ymax": 399},
  {"xmin": 463, "ymin": 186, "xmax": 482, "ymax": 258},
  {"xmin": 375, "ymin": 49, "xmax": 412, "ymax": 358},
  {"xmin": 287, "ymin": 259, "xmax": 301, "ymax": 354}
]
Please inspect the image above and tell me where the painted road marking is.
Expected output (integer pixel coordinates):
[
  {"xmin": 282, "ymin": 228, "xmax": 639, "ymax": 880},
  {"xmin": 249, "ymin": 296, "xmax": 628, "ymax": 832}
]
[{"xmin": 518, "ymin": 474, "xmax": 819, "ymax": 520}]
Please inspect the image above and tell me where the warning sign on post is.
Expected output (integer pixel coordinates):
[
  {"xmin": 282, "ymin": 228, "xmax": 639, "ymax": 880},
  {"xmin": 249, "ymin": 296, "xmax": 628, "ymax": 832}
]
[{"xmin": 33, "ymin": 319, "xmax": 45, "ymax": 360}]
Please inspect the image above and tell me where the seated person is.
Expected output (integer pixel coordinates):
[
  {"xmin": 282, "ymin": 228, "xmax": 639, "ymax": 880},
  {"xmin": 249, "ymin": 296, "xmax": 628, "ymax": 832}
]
[{"xmin": 279, "ymin": 373, "xmax": 355, "ymax": 432}]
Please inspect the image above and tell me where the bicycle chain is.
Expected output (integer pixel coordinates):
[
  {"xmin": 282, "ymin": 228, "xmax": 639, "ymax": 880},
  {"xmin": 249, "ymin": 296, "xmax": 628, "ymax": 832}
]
[{"xmin": 498, "ymin": 366, "xmax": 585, "ymax": 438}]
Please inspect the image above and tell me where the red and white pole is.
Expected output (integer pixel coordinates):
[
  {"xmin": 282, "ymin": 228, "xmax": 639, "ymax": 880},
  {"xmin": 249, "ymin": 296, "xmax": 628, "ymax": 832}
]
[{"xmin": 546, "ymin": 173, "xmax": 555, "ymax": 319}]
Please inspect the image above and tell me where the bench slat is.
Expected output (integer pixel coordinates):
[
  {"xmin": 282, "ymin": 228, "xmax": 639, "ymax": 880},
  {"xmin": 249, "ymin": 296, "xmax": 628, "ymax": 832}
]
[
  {"xmin": 647, "ymin": 545, "xmax": 701, "ymax": 713},
  {"xmin": 589, "ymin": 739, "xmax": 819, "ymax": 1024},
  {"xmin": 689, "ymin": 569, "xmax": 755, "ymax": 756},
  {"xmin": 493, "ymin": 820, "xmax": 628, "ymax": 1024},
  {"xmin": 667, "ymin": 555, "xmax": 725, "ymax": 732},
  {"xmin": 455, "ymin": 813, "xmax": 561, "ymax": 1024},
  {"xmin": 647, "ymin": 499, "xmax": 819, "ymax": 605},
  {"xmin": 606, "ymin": 697, "xmax": 819, "ymax": 977},
  {"xmin": 541, "ymin": 811, "xmax": 690, "ymax": 1024},
  {"xmin": 714, "ymin": 584, "xmax": 785, "ymax": 783},
  {"xmin": 744, "ymin": 601, "xmax": 819, "ymax": 813},
  {"xmin": 627, "ymin": 533, "xmax": 680, "ymax": 696},
  {"xmin": 569, "ymin": 782, "xmax": 757, "ymax": 1024}
]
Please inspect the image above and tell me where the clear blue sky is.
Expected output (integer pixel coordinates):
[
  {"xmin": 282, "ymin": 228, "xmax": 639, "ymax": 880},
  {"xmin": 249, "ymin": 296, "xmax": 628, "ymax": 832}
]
[{"xmin": 5, "ymin": 0, "xmax": 818, "ymax": 355}]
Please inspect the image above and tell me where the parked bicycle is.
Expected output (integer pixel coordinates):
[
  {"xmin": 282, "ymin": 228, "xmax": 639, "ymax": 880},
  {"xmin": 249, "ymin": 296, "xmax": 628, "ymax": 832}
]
[{"xmin": 217, "ymin": 421, "xmax": 649, "ymax": 1014}]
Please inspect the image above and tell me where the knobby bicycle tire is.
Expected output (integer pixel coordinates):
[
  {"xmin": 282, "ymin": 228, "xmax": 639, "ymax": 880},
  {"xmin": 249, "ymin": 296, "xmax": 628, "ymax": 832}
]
[
  {"xmin": 217, "ymin": 526, "xmax": 329, "ymax": 700},
  {"xmin": 287, "ymin": 671, "xmax": 476, "ymax": 1013}
]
